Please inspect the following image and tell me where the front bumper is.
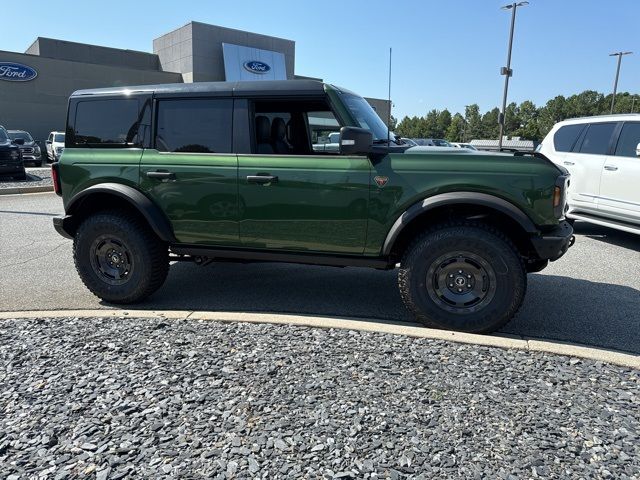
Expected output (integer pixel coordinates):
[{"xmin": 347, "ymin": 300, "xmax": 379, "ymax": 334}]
[
  {"xmin": 0, "ymin": 163, "xmax": 24, "ymax": 175},
  {"xmin": 53, "ymin": 215, "xmax": 74, "ymax": 239},
  {"xmin": 530, "ymin": 221, "xmax": 575, "ymax": 262}
]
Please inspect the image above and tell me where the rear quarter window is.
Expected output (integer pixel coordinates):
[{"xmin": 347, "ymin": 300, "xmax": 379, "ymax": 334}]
[
  {"xmin": 614, "ymin": 122, "xmax": 640, "ymax": 158},
  {"xmin": 553, "ymin": 124, "xmax": 585, "ymax": 152},
  {"xmin": 72, "ymin": 98, "xmax": 141, "ymax": 147}
]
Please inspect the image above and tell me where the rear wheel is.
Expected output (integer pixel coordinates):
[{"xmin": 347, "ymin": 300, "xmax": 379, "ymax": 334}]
[
  {"xmin": 398, "ymin": 223, "xmax": 526, "ymax": 334},
  {"xmin": 73, "ymin": 210, "xmax": 169, "ymax": 304}
]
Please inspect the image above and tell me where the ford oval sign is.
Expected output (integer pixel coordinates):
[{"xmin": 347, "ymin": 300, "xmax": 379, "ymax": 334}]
[
  {"xmin": 0, "ymin": 62, "xmax": 38, "ymax": 82},
  {"xmin": 243, "ymin": 61, "xmax": 271, "ymax": 74}
]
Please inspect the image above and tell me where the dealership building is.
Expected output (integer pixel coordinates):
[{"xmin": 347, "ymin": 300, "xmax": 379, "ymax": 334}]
[{"xmin": 0, "ymin": 21, "xmax": 390, "ymax": 144}]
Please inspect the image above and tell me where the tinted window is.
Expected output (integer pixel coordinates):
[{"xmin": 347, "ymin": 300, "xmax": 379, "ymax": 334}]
[
  {"xmin": 614, "ymin": 122, "xmax": 640, "ymax": 158},
  {"xmin": 74, "ymin": 99, "xmax": 140, "ymax": 146},
  {"xmin": 8, "ymin": 132, "xmax": 33, "ymax": 142},
  {"xmin": 54, "ymin": 134, "xmax": 65, "ymax": 143},
  {"xmin": 553, "ymin": 124, "xmax": 585, "ymax": 152},
  {"xmin": 0, "ymin": 128, "xmax": 8, "ymax": 142},
  {"xmin": 578, "ymin": 123, "xmax": 617, "ymax": 155},
  {"xmin": 156, "ymin": 99, "xmax": 232, "ymax": 153}
]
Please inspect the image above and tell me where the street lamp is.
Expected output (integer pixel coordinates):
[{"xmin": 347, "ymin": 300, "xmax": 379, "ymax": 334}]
[
  {"xmin": 498, "ymin": 1, "xmax": 529, "ymax": 151},
  {"xmin": 609, "ymin": 51, "xmax": 632, "ymax": 114}
]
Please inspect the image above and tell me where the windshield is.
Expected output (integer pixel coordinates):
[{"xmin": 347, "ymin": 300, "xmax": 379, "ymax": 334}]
[
  {"xmin": 8, "ymin": 131, "xmax": 33, "ymax": 142},
  {"xmin": 0, "ymin": 128, "xmax": 8, "ymax": 142},
  {"xmin": 341, "ymin": 93, "xmax": 391, "ymax": 142},
  {"xmin": 432, "ymin": 139, "xmax": 451, "ymax": 147},
  {"xmin": 54, "ymin": 133, "xmax": 65, "ymax": 142}
]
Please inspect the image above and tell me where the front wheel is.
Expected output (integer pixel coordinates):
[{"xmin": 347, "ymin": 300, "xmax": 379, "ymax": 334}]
[
  {"xmin": 73, "ymin": 210, "xmax": 169, "ymax": 304},
  {"xmin": 398, "ymin": 224, "xmax": 526, "ymax": 334}
]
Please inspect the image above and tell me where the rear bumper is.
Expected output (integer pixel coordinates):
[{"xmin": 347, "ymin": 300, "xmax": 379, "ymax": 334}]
[
  {"xmin": 53, "ymin": 215, "xmax": 74, "ymax": 239},
  {"xmin": 530, "ymin": 221, "xmax": 575, "ymax": 261}
]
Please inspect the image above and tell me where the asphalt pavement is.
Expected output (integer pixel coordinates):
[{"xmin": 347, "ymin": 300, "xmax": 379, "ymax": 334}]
[{"xmin": 1, "ymin": 192, "xmax": 639, "ymax": 354}]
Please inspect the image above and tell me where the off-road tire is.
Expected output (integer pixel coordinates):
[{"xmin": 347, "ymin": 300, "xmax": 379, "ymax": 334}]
[
  {"xmin": 73, "ymin": 210, "xmax": 169, "ymax": 304},
  {"xmin": 398, "ymin": 223, "xmax": 526, "ymax": 334}
]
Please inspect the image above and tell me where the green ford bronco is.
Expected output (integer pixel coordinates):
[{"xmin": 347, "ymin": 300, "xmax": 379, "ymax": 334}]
[{"xmin": 53, "ymin": 80, "xmax": 574, "ymax": 333}]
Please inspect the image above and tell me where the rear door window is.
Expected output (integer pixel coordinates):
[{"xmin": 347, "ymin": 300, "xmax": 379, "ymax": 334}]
[
  {"xmin": 614, "ymin": 122, "xmax": 640, "ymax": 158},
  {"xmin": 74, "ymin": 99, "xmax": 141, "ymax": 147},
  {"xmin": 577, "ymin": 123, "xmax": 617, "ymax": 155},
  {"xmin": 155, "ymin": 99, "xmax": 233, "ymax": 153}
]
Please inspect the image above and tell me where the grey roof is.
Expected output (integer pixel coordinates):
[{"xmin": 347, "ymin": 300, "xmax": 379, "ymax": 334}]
[
  {"xmin": 71, "ymin": 80, "xmax": 328, "ymax": 98},
  {"xmin": 470, "ymin": 139, "xmax": 537, "ymax": 149}
]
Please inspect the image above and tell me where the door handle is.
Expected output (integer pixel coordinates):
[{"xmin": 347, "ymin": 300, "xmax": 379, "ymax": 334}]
[
  {"xmin": 563, "ymin": 161, "xmax": 575, "ymax": 166},
  {"xmin": 604, "ymin": 165, "xmax": 618, "ymax": 171},
  {"xmin": 247, "ymin": 174, "xmax": 278, "ymax": 185},
  {"xmin": 146, "ymin": 170, "xmax": 176, "ymax": 180}
]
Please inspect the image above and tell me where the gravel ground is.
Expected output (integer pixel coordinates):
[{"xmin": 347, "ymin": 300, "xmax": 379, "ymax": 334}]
[
  {"xmin": 1, "ymin": 317, "xmax": 638, "ymax": 479},
  {"xmin": 0, "ymin": 167, "xmax": 52, "ymax": 190}
]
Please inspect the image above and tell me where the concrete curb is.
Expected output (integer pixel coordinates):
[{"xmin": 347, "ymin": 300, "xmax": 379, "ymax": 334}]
[
  {"xmin": 0, "ymin": 185, "xmax": 53, "ymax": 195},
  {"xmin": 0, "ymin": 309, "xmax": 637, "ymax": 369}
]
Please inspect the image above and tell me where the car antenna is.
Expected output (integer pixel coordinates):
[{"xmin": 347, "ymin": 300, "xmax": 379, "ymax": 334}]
[{"xmin": 387, "ymin": 47, "xmax": 392, "ymax": 146}]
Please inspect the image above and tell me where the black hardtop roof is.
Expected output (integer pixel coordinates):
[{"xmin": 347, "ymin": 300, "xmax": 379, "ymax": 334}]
[{"xmin": 71, "ymin": 80, "xmax": 332, "ymax": 98}]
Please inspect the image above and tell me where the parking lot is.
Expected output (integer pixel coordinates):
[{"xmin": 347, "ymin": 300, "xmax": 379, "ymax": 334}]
[{"xmin": 1, "ymin": 191, "xmax": 638, "ymax": 354}]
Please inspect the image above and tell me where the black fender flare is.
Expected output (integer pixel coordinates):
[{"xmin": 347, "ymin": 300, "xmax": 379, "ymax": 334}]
[
  {"xmin": 65, "ymin": 183, "xmax": 176, "ymax": 242},
  {"xmin": 381, "ymin": 192, "xmax": 538, "ymax": 256}
]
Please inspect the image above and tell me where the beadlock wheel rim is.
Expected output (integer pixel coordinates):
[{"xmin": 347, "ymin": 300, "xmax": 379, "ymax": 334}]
[
  {"xmin": 426, "ymin": 251, "xmax": 497, "ymax": 314},
  {"xmin": 89, "ymin": 235, "xmax": 134, "ymax": 286}
]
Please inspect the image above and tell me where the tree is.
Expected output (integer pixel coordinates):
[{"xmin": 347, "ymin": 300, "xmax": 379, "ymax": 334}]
[
  {"xmin": 481, "ymin": 107, "xmax": 500, "ymax": 139},
  {"xmin": 504, "ymin": 102, "xmax": 520, "ymax": 137},
  {"xmin": 465, "ymin": 104, "xmax": 483, "ymax": 141},
  {"xmin": 396, "ymin": 89, "xmax": 638, "ymax": 143},
  {"xmin": 446, "ymin": 113, "xmax": 465, "ymax": 142},
  {"xmin": 515, "ymin": 100, "xmax": 539, "ymax": 140},
  {"xmin": 436, "ymin": 110, "xmax": 452, "ymax": 139},
  {"xmin": 538, "ymin": 95, "xmax": 568, "ymax": 137}
]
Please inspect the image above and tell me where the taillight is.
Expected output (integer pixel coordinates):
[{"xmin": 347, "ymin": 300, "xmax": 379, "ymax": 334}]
[
  {"xmin": 51, "ymin": 162, "xmax": 62, "ymax": 196},
  {"xmin": 553, "ymin": 174, "xmax": 569, "ymax": 218},
  {"xmin": 553, "ymin": 186, "xmax": 562, "ymax": 208}
]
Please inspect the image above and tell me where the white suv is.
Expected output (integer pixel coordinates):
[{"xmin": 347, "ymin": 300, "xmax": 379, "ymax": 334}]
[
  {"xmin": 538, "ymin": 114, "xmax": 640, "ymax": 235},
  {"xmin": 45, "ymin": 131, "xmax": 65, "ymax": 162}
]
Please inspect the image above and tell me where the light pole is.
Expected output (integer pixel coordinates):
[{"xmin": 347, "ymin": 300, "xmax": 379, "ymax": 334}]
[
  {"xmin": 609, "ymin": 51, "xmax": 632, "ymax": 114},
  {"xmin": 498, "ymin": 1, "xmax": 528, "ymax": 151}
]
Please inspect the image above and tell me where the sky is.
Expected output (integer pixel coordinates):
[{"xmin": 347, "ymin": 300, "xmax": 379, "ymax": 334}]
[{"xmin": 3, "ymin": 0, "xmax": 639, "ymax": 119}]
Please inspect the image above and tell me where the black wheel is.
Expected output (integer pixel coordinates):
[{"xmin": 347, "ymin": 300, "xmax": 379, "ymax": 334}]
[
  {"xmin": 398, "ymin": 223, "xmax": 526, "ymax": 334},
  {"xmin": 73, "ymin": 210, "xmax": 169, "ymax": 304},
  {"xmin": 14, "ymin": 171, "xmax": 27, "ymax": 181}
]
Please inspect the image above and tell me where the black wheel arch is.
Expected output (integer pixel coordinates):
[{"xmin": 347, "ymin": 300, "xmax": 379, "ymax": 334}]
[
  {"xmin": 62, "ymin": 183, "xmax": 176, "ymax": 242},
  {"xmin": 383, "ymin": 192, "xmax": 539, "ymax": 260}
]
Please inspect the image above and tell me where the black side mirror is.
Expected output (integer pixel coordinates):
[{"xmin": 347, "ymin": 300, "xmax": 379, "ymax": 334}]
[
  {"xmin": 13, "ymin": 138, "xmax": 25, "ymax": 145},
  {"xmin": 46, "ymin": 140, "xmax": 52, "ymax": 144},
  {"xmin": 339, "ymin": 126, "xmax": 373, "ymax": 155}
]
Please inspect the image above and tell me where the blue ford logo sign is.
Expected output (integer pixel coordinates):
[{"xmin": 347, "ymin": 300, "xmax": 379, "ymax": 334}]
[
  {"xmin": 243, "ymin": 61, "xmax": 271, "ymax": 74},
  {"xmin": 0, "ymin": 62, "xmax": 38, "ymax": 82}
]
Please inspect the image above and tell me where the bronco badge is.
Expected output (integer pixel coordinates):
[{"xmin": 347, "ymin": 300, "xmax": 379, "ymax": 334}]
[{"xmin": 374, "ymin": 176, "xmax": 389, "ymax": 187}]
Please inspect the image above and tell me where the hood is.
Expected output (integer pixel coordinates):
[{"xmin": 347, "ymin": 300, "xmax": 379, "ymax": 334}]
[{"xmin": 404, "ymin": 146, "xmax": 510, "ymax": 156}]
